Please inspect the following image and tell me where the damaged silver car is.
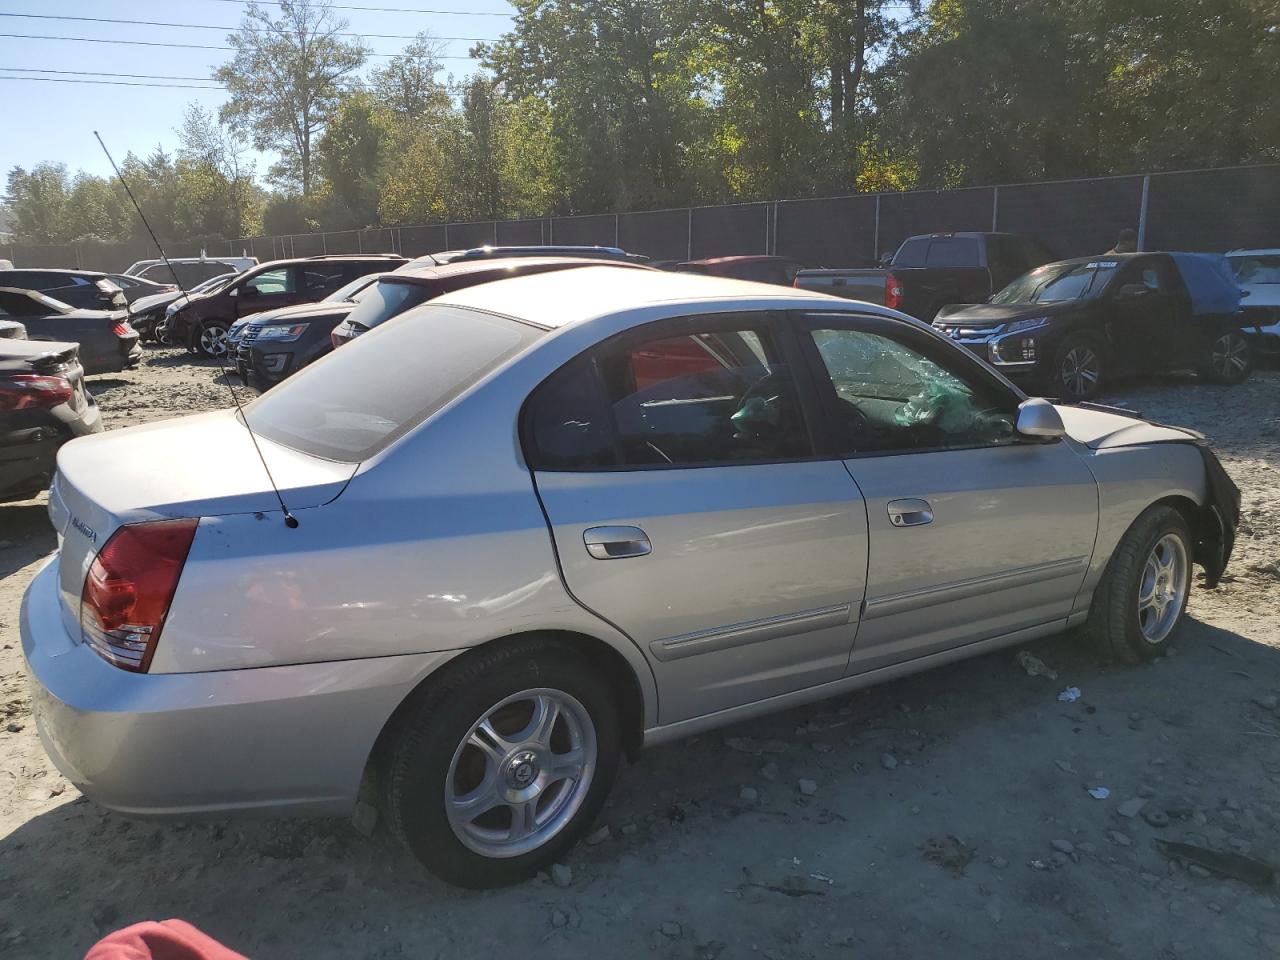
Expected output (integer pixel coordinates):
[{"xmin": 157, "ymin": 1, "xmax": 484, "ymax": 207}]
[{"xmin": 22, "ymin": 266, "xmax": 1237, "ymax": 888}]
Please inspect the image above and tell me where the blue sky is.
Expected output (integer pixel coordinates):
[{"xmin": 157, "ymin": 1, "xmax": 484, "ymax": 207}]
[{"xmin": 0, "ymin": 0, "xmax": 513, "ymax": 182}]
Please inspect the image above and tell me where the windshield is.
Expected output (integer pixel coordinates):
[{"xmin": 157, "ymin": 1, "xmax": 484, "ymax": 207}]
[
  {"xmin": 992, "ymin": 261, "xmax": 1119, "ymax": 304},
  {"xmin": 344, "ymin": 278, "xmax": 437, "ymax": 331},
  {"xmin": 1228, "ymin": 254, "xmax": 1280, "ymax": 284},
  {"xmin": 323, "ymin": 274, "xmax": 382, "ymax": 303},
  {"xmin": 245, "ymin": 304, "xmax": 544, "ymax": 461}
]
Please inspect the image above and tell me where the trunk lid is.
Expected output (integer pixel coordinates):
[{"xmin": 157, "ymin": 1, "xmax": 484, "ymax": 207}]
[{"xmin": 48, "ymin": 409, "xmax": 357, "ymax": 637}]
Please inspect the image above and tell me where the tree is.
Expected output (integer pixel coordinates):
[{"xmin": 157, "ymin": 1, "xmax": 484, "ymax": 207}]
[
  {"xmin": 371, "ymin": 32, "xmax": 451, "ymax": 120},
  {"xmin": 215, "ymin": 0, "xmax": 367, "ymax": 196},
  {"xmin": 177, "ymin": 104, "xmax": 259, "ymax": 237},
  {"xmin": 4, "ymin": 163, "xmax": 73, "ymax": 243},
  {"xmin": 317, "ymin": 90, "xmax": 388, "ymax": 227}
]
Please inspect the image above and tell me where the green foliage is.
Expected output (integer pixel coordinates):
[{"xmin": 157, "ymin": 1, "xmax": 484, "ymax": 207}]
[{"xmin": 6, "ymin": 0, "xmax": 1278, "ymax": 246}]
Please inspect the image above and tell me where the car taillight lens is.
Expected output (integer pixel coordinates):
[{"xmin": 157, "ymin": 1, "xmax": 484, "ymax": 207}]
[
  {"xmin": 885, "ymin": 274, "xmax": 903, "ymax": 310},
  {"xmin": 0, "ymin": 374, "xmax": 73, "ymax": 411},
  {"xmin": 80, "ymin": 518, "xmax": 198, "ymax": 672},
  {"xmin": 112, "ymin": 322, "xmax": 130, "ymax": 336}
]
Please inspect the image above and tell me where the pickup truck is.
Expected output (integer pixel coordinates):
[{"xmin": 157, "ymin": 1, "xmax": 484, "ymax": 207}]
[{"xmin": 794, "ymin": 232, "xmax": 1054, "ymax": 321}]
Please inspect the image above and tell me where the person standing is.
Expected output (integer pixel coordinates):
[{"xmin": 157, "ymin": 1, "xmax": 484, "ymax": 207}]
[{"xmin": 1107, "ymin": 228, "xmax": 1138, "ymax": 254}]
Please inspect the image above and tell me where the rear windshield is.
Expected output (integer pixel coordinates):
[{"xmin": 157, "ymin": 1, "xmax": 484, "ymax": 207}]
[
  {"xmin": 345, "ymin": 278, "xmax": 437, "ymax": 331},
  {"xmin": 245, "ymin": 305, "xmax": 543, "ymax": 461}
]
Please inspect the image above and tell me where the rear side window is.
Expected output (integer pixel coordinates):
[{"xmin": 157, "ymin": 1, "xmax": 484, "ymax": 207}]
[
  {"xmin": 344, "ymin": 279, "xmax": 436, "ymax": 331},
  {"xmin": 245, "ymin": 305, "xmax": 542, "ymax": 461},
  {"xmin": 924, "ymin": 239, "xmax": 980, "ymax": 267},
  {"xmin": 525, "ymin": 317, "xmax": 812, "ymax": 470}
]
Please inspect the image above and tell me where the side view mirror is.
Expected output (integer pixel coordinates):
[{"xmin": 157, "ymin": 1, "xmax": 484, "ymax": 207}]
[
  {"xmin": 1016, "ymin": 398, "xmax": 1066, "ymax": 440},
  {"xmin": 240, "ymin": 286, "xmax": 259, "ymax": 297},
  {"xmin": 1115, "ymin": 283, "xmax": 1151, "ymax": 300},
  {"xmin": 879, "ymin": 252, "xmax": 894, "ymax": 267}
]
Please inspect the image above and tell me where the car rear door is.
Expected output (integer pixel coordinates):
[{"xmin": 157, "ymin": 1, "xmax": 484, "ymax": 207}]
[
  {"xmin": 794, "ymin": 310, "xmax": 1098, "ymax": 674},
  {"xmin": 528, "ymin": 311, "xmax": 869, "ymax": 724},
  {"xmin": 1107, "ymin": 256, "xmax": 1190, "ymax": 372}
]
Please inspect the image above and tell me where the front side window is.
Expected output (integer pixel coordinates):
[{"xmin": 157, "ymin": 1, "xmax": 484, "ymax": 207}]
[
  {"xmin": 807, "ymin": 321, "xmax": 1016, "ymax": 454},
  {"xmin": 242, "ymin": 268, "xmax": 292, "ymax": 296},
  {"xmin": 526, "ymin": 317, "xmax": 812, "ymax": 470}
]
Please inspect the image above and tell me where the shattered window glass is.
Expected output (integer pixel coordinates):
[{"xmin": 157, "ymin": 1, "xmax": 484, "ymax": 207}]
[{"xmin": 810, "ymin": 328, "xmax": 1015, "ymax": 453}]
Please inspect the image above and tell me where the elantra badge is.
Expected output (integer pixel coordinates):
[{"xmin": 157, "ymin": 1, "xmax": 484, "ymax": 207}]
[{"xmin": 70, "ymin": 516, "xmax": 97, "ymax": 544}]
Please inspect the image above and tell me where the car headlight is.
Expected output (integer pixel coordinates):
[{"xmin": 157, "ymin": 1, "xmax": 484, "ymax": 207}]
[
  {"xmin": 254, "ymin": 323, "xmax": 309, "ymax": 342},
  {"xmin": 165, "ymin": 302, "xmax": 183, "ymax": 317},
  {"xmin": 1004, "ymin": 316, "xmax": 1049, "ymax": 335}
]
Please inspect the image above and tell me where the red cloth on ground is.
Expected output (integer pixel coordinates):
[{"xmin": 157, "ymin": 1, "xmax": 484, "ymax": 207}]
[{"xmin": 85, "ymin": 920, "xmax": 248, "ymax": 960}]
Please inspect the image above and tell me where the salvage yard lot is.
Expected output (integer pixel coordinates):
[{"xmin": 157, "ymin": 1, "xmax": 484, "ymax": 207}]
[{"xmin": 1, "ymin": 351, "xmax": 1278, "ymax": 959}]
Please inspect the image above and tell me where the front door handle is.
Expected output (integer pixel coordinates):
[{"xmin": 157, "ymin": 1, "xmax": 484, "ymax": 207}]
[
  {"xmin": 887, "ymin": 499, "xmax": 933, "ymax": 527},
  {"xmin": 584, "ymin": 525, "xmax": 652, "ymax": 560}
]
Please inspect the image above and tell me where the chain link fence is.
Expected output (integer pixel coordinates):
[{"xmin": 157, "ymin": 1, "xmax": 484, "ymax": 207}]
[{"xmin": 5, "ymin": 163, "xmax": 1278, "ymax": 273}]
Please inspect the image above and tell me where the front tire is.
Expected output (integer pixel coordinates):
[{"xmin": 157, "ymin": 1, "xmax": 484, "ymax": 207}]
[
  {"xmin": 1050, "ymin": 333, "xmax": 1105, "ymax": 400},
  {"xmin": 1200, "ymin": 329, "xmax": 1252, "ymax": 385},
  {"xmin": 1083, "ymin": 505, "xmax": 1192, "ymax": 663},
  {"xmin": 194, "ymin": 322, "xmax": 229, "ymax": 359},
  {"xmin": 381, "ymin": 637, "xmax": 621, "ymax": 889}
]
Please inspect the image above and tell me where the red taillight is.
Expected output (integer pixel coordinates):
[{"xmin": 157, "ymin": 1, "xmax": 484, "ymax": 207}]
[
  {"xmin": 0, "ymin": 374, "xmax": 73, "ymax": 411},
  {"xmin": 885, "ymin": 273, "xmax": 903, "ymax": 310},
  {"xmin": 112, "ymin": 322, "xmax": 130, "ymax": 337},
  {"xmin": 80, "ymin": 519, "xmax": 198, "ymax": 672}
]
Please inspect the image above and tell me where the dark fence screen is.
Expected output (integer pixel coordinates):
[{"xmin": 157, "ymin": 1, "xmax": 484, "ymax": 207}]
[
  {"xmin": 996, "ymin": 176, "xmax": 1144, "ymax": 259},
  {"xmin": 5, "ymin": 164, "xmax": 1278, "ymax": 274}
]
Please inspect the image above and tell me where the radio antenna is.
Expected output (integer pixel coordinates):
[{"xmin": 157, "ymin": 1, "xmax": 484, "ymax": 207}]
[{"xmin": 94, "ymin": 131, "xmax": 298, "ymax": 528}]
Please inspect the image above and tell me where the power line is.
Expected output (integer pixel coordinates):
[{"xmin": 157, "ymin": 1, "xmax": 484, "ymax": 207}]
[
  {"xmin": 0, "ymin": 76, "xmax": 223, "ymax": 90},
  {"xmin": 199, "ymin": 0, "xmax": 512, "ymax": 15},
  {"xmin": 0, "ymin": 67, "xmax": 222, "ymax": 82},
  {"xmin": 0, "ymin": 33, "xmax": 476, "ymax": 58},
  {"xmin": 0, "ymin": 12, "xmax": 497, "ymax": 43}
]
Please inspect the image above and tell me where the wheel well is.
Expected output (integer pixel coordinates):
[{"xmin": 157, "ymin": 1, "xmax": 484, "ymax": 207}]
[
  {"xmin": 361, "ymin": 630, "xmax": 646, "ymax": 804},
  {"xmin": 1153, "ymin": 494, "xmax": 1203, "ymax": 561}
]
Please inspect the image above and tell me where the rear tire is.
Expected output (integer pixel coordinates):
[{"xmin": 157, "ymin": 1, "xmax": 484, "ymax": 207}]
[
  {"xmin": 1082, "ymin": 505, "xmax": 1192, "ymax": 663},
  {"xmin": 1049, "ymin": 333, "xmax": 1105, "ymax": 400},
  {"xmin": 381, "ymin": 637, "xmax": 621, "ymax": 889},
  {"xmin": 1199, "ymin": 330, "xmax": 1252, "ymax": 385}
]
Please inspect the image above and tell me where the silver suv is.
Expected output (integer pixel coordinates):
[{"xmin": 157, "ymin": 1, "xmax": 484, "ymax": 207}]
[{"xmin": 22, "ymin": 267, "xmax": 1237, "ymax": 888}]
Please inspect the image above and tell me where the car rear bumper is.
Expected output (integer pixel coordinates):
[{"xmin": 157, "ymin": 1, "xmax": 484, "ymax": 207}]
[
  {"xmin": 21, "ymin": 559, "xmax": 457, "ymax": 819},
  {"xmin": 0, "ymin": 399, "xmax": 102, "ymax": 501}
]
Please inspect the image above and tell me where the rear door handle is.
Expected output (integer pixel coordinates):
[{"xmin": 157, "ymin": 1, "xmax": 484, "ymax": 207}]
[
  {"xmin": 887, "ymin": 499, "xmax": 933, "ymax": 527},
  {"xmin": 583, "ymin": 525, "xmax": 652, "ymax": 560}
]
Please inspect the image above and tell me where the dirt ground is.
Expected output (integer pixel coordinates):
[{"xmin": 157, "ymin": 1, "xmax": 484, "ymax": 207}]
[{"xmin": 1, "ymin": 348, "xmax": 1278, "ymax": 959}]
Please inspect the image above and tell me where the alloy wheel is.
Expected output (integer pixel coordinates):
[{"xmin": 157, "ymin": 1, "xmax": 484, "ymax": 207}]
[
  {"xmin": 1210, "ymin": 332, "xmax": 1249, "ymax": 378},
  {"xmin": 1060, "ymin": 346, "xmax": 1099, "ymax": 398},
  {"xmin": 200, "ymin": 326, "xmax": 228, "ymax": 357},
  {"xmin": 444, "ymin": 688, "xmax": 597, "ymax": 859},
  {"xmin": 1137, "ymin": 533, "xmax": 1188, "ymax": 644}
]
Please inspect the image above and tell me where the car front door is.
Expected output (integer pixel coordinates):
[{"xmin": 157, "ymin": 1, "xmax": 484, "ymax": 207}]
[
  {"xmin": 528, "ymin": 312, "xmax": 869, "ymax": 724},
  {"xmin": 795, "ymin": 311, "xmax": 1099, "ymax": 674},
  {"xmin": 1106, "ymin": 256, "xmax": 1189, "ymax": 373}
]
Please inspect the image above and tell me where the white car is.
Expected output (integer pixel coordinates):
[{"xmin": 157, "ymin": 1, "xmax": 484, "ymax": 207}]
[{"xmin": 1226, "ymin": 249, "xmax": 1280, "ymax": 355}]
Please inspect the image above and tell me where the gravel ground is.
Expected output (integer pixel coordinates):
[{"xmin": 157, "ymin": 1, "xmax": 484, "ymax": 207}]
[{"xmin": 1, "ymin": 348, "xmax": 1278, "ymax": 959}]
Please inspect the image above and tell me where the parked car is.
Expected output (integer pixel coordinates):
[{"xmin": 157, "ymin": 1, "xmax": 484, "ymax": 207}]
[
  {"xmin": 673, "ymin": 255, "xmax": 802, "ymax": 285},
  {"xmin": 932, "ymin": 253, "xmax": 1252, "ymax": 399},
  {"xmin": 1, "ymin": 338, "xmax": 102, "ymax": 502},
  {"xmin": 104, "ymin": 273, "xmax": 177, "ymax": 305},
  {"xmin": 227, "ymin": 272, "xmax": 389, "ymax": 386},
  {"xmin": 795, "ymin": 233, "xmax": 1053, "ymax": 320},
  {"xmin": 22, "ymin": 267, "xmax": 1238, "ymax": 889},
  {"xmin": 328, "ymin": 256, "xmax": 655, "ymax": 349},
  {"xmin": 167, "ymin": 255, "xmax": 407, "ymax": 357},
  {"xmin": 403, "ymin": 245, "xmax": 649, "ymax": 271},
  {"xmin": 124, "ymin": 256, "xmax": 258, "ymax": 288},
  {"xmin": 145, "ymin": 272, "xmax": 241, "ymax": 345},
  {"xmin": 0, "ymin": 268, "xmax": 128, "ymax": 312},
  {"xmin": 1225, "ymin": 249, "xmax": 1280, "ymax": 357},
  {"xmin": 0, "ymin": 287, "xmax": 141, "ymax": 374}
]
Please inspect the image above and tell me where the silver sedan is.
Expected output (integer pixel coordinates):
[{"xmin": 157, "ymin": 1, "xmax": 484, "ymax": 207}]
[{"xmin": 21, "ymin": 266, "xmax": 1238, "ymax": 888}]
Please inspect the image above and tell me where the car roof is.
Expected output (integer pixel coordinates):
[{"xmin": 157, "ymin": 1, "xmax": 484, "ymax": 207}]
[
  {"xmin": 1225, "ymin": 249, "xmax": 1280, "ymax": 256},
  {"xmin": 678, "ymin": 255, "xmax": 795, "ymax": 266},
  {"xmin": 391, "ymin": 256, "xmax": 651, "ymax": 283},
  {"xmin": 0, "ymin": 267, "xmax": 109, "ymax": 278},
  {"xmin": 431, "ymin": 264, "xmax": 904, "ymax": 331}
]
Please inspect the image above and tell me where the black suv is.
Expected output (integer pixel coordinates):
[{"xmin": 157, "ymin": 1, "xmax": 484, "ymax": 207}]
[{"xmin": 168, "ymin": 255, "xmax": 407, "ymax": 357}]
